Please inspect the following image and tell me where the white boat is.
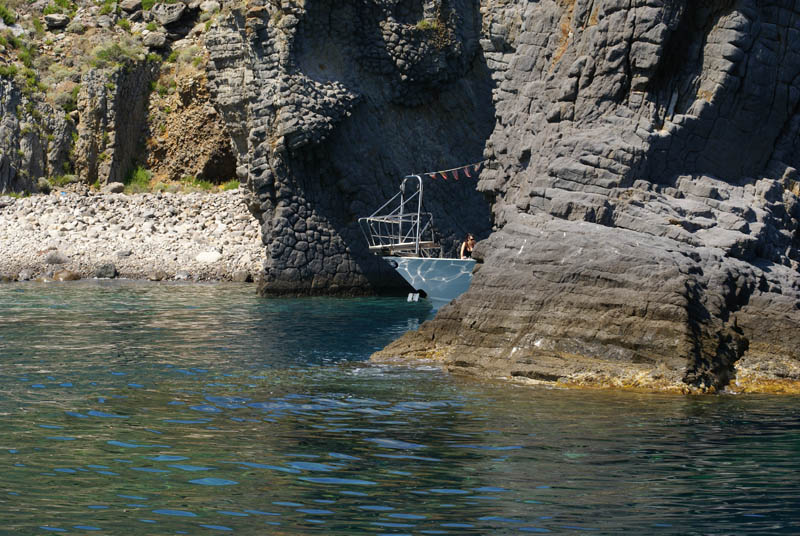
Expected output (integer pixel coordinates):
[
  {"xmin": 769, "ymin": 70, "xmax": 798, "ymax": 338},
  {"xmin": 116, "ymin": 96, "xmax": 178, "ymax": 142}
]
[
  {"xmin": 385, "ymin": 256, "xmax": 475, "ymax": 307},
  {"xmin": 359, "ymin": 174, "xmax": 476, "ymax": 306}
]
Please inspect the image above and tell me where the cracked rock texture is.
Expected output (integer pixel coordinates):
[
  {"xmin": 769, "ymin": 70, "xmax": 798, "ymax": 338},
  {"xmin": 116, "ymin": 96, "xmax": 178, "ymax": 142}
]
[
  {"xmin": 373, "ymin": 0, "xmax": 800, "ymax": 393},
  {"xmin": 1, "ymin": 78, "xmax": 73, "ymax": 193},
  {"xmin": 205, "ymin": 0, "xmax": 495, "ymax": 295}
]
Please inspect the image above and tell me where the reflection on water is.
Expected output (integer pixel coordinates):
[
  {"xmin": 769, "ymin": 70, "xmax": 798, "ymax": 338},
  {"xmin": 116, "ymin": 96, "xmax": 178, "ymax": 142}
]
[{"xmin": 1, "ymin": 281, "xmax": 799, "ymax": 534}]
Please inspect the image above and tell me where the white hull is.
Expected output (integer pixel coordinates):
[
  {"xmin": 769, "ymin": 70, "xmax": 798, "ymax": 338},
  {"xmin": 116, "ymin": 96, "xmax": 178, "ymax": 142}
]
[{"xmin": 384, "ymin": 257, "xmax": 476, "ymax": 306}]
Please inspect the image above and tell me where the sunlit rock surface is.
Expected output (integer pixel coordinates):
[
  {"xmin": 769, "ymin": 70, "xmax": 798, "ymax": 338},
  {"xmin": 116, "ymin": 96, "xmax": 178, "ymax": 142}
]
[{"xmin": 373, "ymin": 0, "xmax": 800, "ymax": 393}]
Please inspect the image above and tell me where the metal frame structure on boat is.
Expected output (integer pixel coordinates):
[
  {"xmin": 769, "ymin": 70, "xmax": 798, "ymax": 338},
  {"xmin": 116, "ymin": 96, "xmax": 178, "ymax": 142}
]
[
  {"xmin": 358, "ymin": 175, "xmax": 442, "ymax": 258},
  {"xmin": 359, "ymin": 173, "xmax": 476, "ymax": 307}
]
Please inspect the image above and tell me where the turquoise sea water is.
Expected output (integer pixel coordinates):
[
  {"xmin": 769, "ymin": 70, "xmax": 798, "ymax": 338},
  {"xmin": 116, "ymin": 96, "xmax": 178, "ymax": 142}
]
[{"xmin": 1, "ymin": 281, "xmax": 799, "ymax": 535}]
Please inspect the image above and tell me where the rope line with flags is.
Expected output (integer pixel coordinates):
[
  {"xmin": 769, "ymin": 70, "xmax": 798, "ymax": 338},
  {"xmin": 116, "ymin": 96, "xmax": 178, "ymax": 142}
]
[{"xmin": 420, "ymin": 160, "xmax": 486, "ymax": 181}]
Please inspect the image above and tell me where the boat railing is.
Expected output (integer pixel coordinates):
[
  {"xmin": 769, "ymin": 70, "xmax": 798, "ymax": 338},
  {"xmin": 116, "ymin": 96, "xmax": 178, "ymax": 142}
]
[{"xmin": 358, "ymin": 175, "xmax": 442, "ymax": 258}]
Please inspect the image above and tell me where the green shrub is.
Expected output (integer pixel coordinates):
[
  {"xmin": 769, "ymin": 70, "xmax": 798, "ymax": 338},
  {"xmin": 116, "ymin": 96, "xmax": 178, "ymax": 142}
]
[
  {"xmin": 146, "ymin": 21, "xmax": 158, "ymax": 31},
  {"xmin": 56, "ymin": 84, "xmax": 80, "ymax": 113},
  {"xmin": 1, "ymin": 191, "xmax": 28, "ymax": 198},
  {"xmin": 181, "ymin": 175, "xmax": 214, "ymax": 191},
  {"xmin": 125, "ymin": 165, "xmax": 152, "ymax": 193},
  {"xmin": 0, "ymin": 63, "xmax": 17, "ymax": 78},
  {"xmin": 98, "ymin": 0, "xmax": 115, "ymax": 16},
  {"xmin": 142, "ymin": 0, "xmax": 155, "ymax": 10},
  {"xmin": 166, "ymin": 49, "xmax": 179, "ymax": 63},
  {"xmin": 0, "ymin": 3, "xmax": 15, "ymax": 25},
  {"xmin": 32, "ymin": 16, "xmax": 44, "ymax": 34},
  {"xmin": 117, "ymin": 18, "xmax": 131, "ymax": 31},
  {"xmin": 6, "ymin": 34, "xmax": 21, "ymax": 49},
  {"xmin": 220, "ymin": 179, "xmax": 240, "ymax": 191},
  {"xmin": 90, "ymin": 40, "xmax": 141, "ymax": 69},
  {"xmin": 55, "ymin": 0, "xmax": 74, "ymax": 11},
  {"xmin": 415, "ymin": 18, "xmax": 440, "ymax": 31},
  {"xmin": 50, "ymin": 174, "xmax": 76, "ymax": 187},
  {"xmin": 21, "ymin": 67, "xmax": 46, "ymax": 95},
  {"xmin": 17, "ymin": 46, "xmax": 32, "ymax": 68}
]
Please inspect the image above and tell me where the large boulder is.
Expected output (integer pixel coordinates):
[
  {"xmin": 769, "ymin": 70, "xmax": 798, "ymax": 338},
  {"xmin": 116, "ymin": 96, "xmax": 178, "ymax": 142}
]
[
  {"xmin": 120, "ymin": 0, "xmax": 142, "ymax": 12},
  {"xmin": 43, "ymin": 13, "xmax": 70, "ymax": 29},
  {"xmin": 151, "ymin": 2, "xmax": 186, "ymax": 26},
  {"xmin": 142, "ymin": 31, "xmax": 167, "ymax": 49}
]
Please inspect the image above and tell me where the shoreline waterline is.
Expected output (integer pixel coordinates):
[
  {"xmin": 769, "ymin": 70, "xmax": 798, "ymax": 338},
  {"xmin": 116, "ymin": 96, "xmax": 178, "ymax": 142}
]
[{"xmin": 0, "ymin": 189, "xmax": 264, "ymax": 282}]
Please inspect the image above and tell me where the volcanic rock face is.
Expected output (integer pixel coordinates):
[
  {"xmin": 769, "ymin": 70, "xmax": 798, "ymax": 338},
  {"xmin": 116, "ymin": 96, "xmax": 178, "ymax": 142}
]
[
  {"xmin": 374, "ymin": 0, "xmax": 800, "ymax": 393},
  {"xmin": 0, "ymin": 78, "xmax": 74, "ymax": 194},
  {"xmin": 205, "ymin": 0, "xmax": 495, "ymax": 295},
  {"xmin": 74, "ymin": 61, "xmax": 158, "ymax": 185}
]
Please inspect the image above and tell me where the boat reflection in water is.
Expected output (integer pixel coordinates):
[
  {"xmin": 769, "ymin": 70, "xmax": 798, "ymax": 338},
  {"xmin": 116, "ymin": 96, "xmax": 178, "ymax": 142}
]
[{"xmin": 385, "ymin": 256, "xmax": 476, "ymax": 308}]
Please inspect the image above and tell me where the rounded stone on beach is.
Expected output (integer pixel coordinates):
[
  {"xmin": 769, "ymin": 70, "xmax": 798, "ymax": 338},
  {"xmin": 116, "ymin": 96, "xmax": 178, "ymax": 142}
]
[
  {"xmin": 53, "ymin": 270, "xmax": 81, "ymax": 281},
  {"xmin": 44, "ymin": 251, "xmax": 69, "ymax": 265},
  {"xmin": 232, "ymin": 270, "xmax": 252, "ymax": 283},
  {"xmin": 196, "ymin": 250, "xmax": 222, "ymax": 263},
  {"xmin": 94, "ymin": 263, "xmax": 118, "ymax": 279},
  {"xmin": 148, "ymin": 270, "xmax": 168, "ymax": 281},
  {"xmin": 103, "ymin": 182, "xmax": 125, "ymax": 194}
]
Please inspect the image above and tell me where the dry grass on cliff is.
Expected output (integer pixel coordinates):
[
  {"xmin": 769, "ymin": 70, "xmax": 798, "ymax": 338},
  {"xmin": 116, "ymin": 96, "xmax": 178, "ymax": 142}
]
[{"xmin": 550, "ymin": 0, "xmax": 576, "ymax": 71}]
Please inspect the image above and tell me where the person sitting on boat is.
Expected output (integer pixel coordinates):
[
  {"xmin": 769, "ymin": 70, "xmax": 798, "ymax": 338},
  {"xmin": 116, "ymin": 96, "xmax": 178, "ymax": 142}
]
[{"xmin": 460, "ymin": 234, "xmax": 476, "ymax": 259}]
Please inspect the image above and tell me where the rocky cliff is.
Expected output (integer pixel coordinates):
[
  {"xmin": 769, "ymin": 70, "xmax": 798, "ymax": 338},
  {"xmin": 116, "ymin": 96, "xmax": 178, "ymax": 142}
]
[
  {"xmin": 375, "ymin": 0, "xmax": 800, "ymax": 393},
  {"xmin": 204, "ymin": 0, "xmax": 495, "ymax": 295},
  {"xmin": 1, "ymin": 0, "xmax": 235, "ymax": 192},
  {"xmin": 3, "ymin": 0, "xmax": 800, "ymax": 393}
]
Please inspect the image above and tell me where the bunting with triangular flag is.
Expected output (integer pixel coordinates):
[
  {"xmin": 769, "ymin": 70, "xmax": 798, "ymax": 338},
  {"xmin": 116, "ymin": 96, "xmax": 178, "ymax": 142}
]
[{"xmin": 418, "ymin": 161, "xmax": 486, "ymax": 180}]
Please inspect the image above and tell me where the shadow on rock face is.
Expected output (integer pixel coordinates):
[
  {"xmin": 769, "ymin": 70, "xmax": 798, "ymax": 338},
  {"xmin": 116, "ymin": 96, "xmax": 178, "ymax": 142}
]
[{"xmin": 206, "ymin": 0, "xmax": 496, "ymax": 296}]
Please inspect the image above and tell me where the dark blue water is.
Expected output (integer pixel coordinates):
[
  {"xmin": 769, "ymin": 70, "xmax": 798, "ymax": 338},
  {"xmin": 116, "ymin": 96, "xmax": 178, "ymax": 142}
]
[{"xmin": 1, "ymin": 281, "xmax": 799, "ymax": 535}]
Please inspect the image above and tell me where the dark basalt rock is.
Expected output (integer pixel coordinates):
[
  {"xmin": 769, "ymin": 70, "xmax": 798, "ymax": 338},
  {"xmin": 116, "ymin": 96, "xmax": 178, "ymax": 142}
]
[
  {"xmin": 206, "ymin": 0, "xmax": 800, "ymax": 392},
  {"xmin": 205, "ymin": 0, "xmax": 494, "ymax": 296},
  {"xmin": 374, "ymin": 0, "xmax": 800, "ymax": 393},
  {"xmin": 94, "ymin": 263, "xmax": 118, "ymax": 279}
]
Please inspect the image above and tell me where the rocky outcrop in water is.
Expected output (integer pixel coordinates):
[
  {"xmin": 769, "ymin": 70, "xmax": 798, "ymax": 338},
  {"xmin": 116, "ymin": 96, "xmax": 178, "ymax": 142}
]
[{"xmin": 374, "ymin": 0, "xmax": 800, "ymax": 393}]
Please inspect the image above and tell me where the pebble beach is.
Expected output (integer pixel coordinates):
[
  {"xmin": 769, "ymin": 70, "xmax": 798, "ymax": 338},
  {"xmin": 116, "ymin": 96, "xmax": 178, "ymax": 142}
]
[{"xmin": 0, "ymin": 189, "xmax": 264, "ymax": 282}]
